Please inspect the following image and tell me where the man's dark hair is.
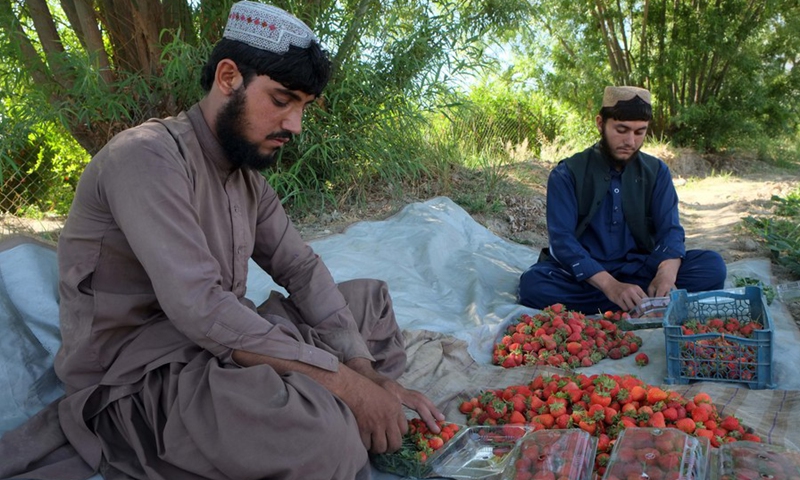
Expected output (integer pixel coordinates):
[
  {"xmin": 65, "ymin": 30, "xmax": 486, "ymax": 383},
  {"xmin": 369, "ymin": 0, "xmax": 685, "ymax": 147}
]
[
  {"xmin": 599, "ymin": 96, "xmax": 652, "ymax": 122},
  {"xmin": 200, "ymin": 38, "xmax": 331, "ymax": 96}
]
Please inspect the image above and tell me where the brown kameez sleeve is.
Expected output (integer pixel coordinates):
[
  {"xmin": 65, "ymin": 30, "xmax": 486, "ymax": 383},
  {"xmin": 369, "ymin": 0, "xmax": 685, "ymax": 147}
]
[{"xmin": 249, "ymin": 184, "xmax": 374, "ymax": 363}]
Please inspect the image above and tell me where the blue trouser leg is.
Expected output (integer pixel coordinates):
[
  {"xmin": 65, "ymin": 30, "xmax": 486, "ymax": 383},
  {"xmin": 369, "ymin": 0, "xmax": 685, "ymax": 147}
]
[
  {"xmin": 518, "ymin": 249, "xmax": 727, "ymax": 314},
  {"xmin": 673, "ymin": 250, "xmax": 727, "ymax": 292}
]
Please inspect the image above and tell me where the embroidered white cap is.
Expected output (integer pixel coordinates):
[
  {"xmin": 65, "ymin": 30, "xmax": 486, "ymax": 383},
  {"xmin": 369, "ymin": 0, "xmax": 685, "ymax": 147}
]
[
  {"xmin": 223, "ymin": 1, "xmax": 318, "ymax": 54},
  {"xmin": 602, "ymin": 86, "xmax": 651, "ymax": 107}
]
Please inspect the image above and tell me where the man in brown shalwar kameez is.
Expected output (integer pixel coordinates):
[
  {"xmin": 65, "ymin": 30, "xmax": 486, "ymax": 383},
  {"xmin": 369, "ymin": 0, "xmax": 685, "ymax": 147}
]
[{"xmin": 0, "ymin": 2, "xmax": 443, "ymax": 479}]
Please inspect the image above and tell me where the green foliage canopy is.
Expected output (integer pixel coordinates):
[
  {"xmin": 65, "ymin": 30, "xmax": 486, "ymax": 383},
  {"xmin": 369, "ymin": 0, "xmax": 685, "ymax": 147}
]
[
  {"xmin": 508, "ymin": 0, "xmax": 800, "ymax": 152},
  {"xmin": 0, "ymin": 0, "xmax": 530, "ymax": 213}
]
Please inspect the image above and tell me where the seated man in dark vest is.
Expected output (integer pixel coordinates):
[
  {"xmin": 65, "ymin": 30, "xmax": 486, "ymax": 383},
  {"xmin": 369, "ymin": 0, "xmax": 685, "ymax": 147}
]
[{"xmin": 518, "ymin": 86, "xmax": 726, "ymax": 314}]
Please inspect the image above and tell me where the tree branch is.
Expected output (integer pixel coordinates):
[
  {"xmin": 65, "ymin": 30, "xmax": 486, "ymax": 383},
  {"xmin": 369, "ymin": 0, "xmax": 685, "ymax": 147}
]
[
  {"xmin": 27, "ymin": 0, "xmax": 74, "ymax": 89},
  {"xmin": 331, "ymin": 0, "xmax": 377, "ymax": 79},
  {"xmin": 74, "ymin": 0, "xmax": 114, "ymax": 85},
  {"xmin": 0, "ymin": 0, "xmax": 51, "ymax": 88}
]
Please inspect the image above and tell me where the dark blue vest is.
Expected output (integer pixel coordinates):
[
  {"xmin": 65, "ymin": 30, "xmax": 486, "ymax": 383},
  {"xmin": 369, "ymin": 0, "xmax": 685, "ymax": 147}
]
[{"xmin": 562, "ymin": 144, "xmax": 660, "ymax": 253}]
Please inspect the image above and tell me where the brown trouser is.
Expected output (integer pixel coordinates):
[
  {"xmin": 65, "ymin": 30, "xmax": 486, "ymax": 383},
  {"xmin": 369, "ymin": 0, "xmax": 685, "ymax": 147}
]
[{"xmin": 91, "ymin": 279, "xmax": 404, "ymax": 480}]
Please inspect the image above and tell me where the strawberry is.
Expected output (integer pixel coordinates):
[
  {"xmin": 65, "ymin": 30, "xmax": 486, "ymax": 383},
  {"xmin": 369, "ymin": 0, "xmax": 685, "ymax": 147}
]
[
  {"xmin": 720, "ymin": 415, "xmax": 741, "ymax": 432},
  {"xmin": 486, "ymin": 400, "xmax": 508, "ymax": 420},
  {"xmin": 589, "ymin": 391, "xmax": 612, "ymax": 408},
  {"xmin": 459, "ymin": 399, "xmax": 476, "ymax": 414},
  {"xmin": 674, "ymin": 418, "xmax": 696, "ymax": 434},
  {"xmin": 646, "ymin": 387, "xmax": 669, "ymax": 404},
  {"xmin": 648, "ymin": 411, "xmax": 666, "ymax": 428},
  {"xmin": 532, "ymin": 413, "xmax": 555, "ymax": 429},
  {"xmin": 693, "ymin": 392, "xmax": 713, "ymax": 404},
  {"xmin": 547, "ymin": 398, "xmax": 567, "ymax": 417},
  {"xmin": 508, "ymin": 410, "xmax": 526, "ymax": 424},
  {"xmin": 629, "ymin": 385, "xmax": 647, "ymax": 402},
  {"xmin": 635, "ymin": 352, "xmax": 649, "ymax": 366}
]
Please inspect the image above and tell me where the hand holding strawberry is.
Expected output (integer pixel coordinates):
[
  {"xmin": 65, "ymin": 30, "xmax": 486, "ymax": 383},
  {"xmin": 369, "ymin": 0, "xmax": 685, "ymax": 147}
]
[{"xmin": 371, "ymin": 418, "xmax": 461, "ymax": 476}]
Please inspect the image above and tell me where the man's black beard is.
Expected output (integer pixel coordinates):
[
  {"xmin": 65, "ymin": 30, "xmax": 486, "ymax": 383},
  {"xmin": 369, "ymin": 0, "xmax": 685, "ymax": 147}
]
[
  {"xmin": 215, "ymin": 87, "xmax": 278, "ymax": 171},
  {"xmin": 599, "ymin": 129, "xmax": 639, "ymax": 170}
]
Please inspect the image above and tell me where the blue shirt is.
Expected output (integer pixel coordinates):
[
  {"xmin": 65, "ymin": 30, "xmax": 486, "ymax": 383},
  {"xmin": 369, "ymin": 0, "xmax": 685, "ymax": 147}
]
[{"xmin": 546, "ymin": 152, "xmax": 686, "ymax": 282}]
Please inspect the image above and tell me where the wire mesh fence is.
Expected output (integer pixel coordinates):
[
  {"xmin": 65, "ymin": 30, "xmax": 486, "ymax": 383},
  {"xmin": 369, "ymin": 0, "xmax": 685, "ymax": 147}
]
[{"xmin": 1, "ymin": 160, "xmax": 68, "ymax": 245}]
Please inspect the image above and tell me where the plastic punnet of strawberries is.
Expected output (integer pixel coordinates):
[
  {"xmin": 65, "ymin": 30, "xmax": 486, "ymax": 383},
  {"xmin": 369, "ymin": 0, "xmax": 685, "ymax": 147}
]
[
  {"xmin": 457, "ymin": 372, "xmax": 762, "ymax": 477},
  {"xmin": 371, "ymin": 418, "xmax": 461, "ymax": 477},
  {"xmin": 492, "ymin": 304, "xmax": 643, "ymax": 369}
]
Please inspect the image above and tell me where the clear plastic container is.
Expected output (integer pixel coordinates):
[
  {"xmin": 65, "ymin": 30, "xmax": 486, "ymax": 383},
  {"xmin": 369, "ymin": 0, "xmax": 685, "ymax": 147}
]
[
  {"xmin": 621, "ymin": 296, "xmax": 671, "ymax": 329},
  {"xmin": 373, "ymin": 425, "xmax": 530, "ymax": 479},
  {"xmin": 777, "ymin": 281, "xmax": 800, "ymax": 302},
  {"xmin": 717, "ymin": 441, "xmax": 800, "ymax": 479},
  {"xmin": 602, "ymin": 427, "xmax": 710, "ymax": 480},
  {"xmin": 428, "ymin": 425, "xmax": 530, "ymax": 479},
  {"xmin": 503, "ymin": 429, "xmax": 597, "ymax": 480}
]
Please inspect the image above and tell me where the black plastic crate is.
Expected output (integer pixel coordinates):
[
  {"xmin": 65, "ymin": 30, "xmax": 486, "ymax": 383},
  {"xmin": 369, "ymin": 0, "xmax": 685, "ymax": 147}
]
[{"xmin": 663, "ymin": 286, "xmax": 775, "ymax": 389}]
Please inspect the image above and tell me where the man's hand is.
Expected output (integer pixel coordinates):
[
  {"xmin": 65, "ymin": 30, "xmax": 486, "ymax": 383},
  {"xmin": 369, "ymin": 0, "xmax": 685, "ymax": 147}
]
[
  {"xmin": 648, "ymin": 258, "xmax": 681, "ymax": 297},
  {"xmin": 588, "ymin": 271, "xmax": 646, "ymax": 311},
  {"xmin": 336, "ymin": 366, "xmax": 410, "ymax": 454},
  {"xmin": 231, "ymin": 351, "xmax": 409, "ymax": 454},
  {"xmin": 345, "ymin": 358, "xmax": 445, "ymax": 435}
]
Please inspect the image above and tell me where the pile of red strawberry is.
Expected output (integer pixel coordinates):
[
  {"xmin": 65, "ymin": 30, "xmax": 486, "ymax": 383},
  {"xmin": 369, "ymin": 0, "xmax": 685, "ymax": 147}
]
[
  {"xmin": 458, "ymin": 372, "xmax": 760, "ymax": 476},
  {"xmin": 678, "ymin": 317, "xmax": 766, "ymax": 381},
  {"xmin": 492, "ymin": 304, "xmax": 642, "ymax": 369},
  {"xmin": 681, "ymin": 317, "xmax": 764, "ymax": 337},
  {"xmin": 404, "ymin": 418, "xmax": 460, "ymax": 462}
]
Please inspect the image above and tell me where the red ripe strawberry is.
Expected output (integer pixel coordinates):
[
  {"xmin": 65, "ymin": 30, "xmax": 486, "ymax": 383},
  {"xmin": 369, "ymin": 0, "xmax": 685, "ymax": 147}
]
[
  {"xmin": 501, "ymin": 356, "xmax": 518, "ymax": 368},
  {"xmin": 511, "ymin": 332, "xmax": 527, "ymax": 345},
  {"xmin": 428, "ymin": 436, "xmax": 445, "ymax": 450},
  {"xmin": 486, "ymin": 400, "xmax": 508, "ymax": 420},
  {"xmin": 674, "ymin": 418, "xmax": 696, "ymax": 434},
  {"xmin": 691, "ymin": 403, "xmax": 713, "ymax": 423},
  {"xmin": 603, "ymin": 407, "xmax": 618, "ymax": 425},
  {"xmin": 648, "ymin": 411, "xmax": 667, "ymax": 428},
  {"xmin": 661, "ymin": 407, "xmax": 679, "ymax": 423},
  {"xmin": 646, "ymin": 387, "xmax": 669, "ymax": 404},
  {"xmin": 635, "ymin": 352, "xmax": 649, "ymax": 366},
  {"xmin": 547, "ymin": 398, "xmax": 567, "ymax": 417},
  {"xmin": 577, "ymin": 419, "xmax": 597, "ymax": 435},
  {"xmin": 620, "ymin": 416, "xmax": 637, "ymax": 428},
  {"xmin": 608, "ymin": 347, "xmax": 623, "ymax": 360},
  {"xmin": 555, "ymin": 413, "xmax": 571, "ymax": 429},
  {"xmin": 565, "ymin": 341, "xmax": 582, "ymax": 356},
  {"xmin": 720, "ymin": 415, "xmax": 741, "ymax": 432},
  {"xmin": 590, "ymin": 391, "xmax": 612, "ymax": 408},
  {"xmin": 693, "ymin": 392, "xmax": 712, "ymax": 404},
  {"xmin": 459, "ymin": 400, "xmax": 475, "ymax": 414},
  {"xmin": 742, "ymin": 433, "xmax": 761, "ymax": 442},
  {"xmin": 695, "ymin": 428, "xmax": 714, "ymax": 442},
  {"xmin": 658, "ymin": 451, "xmax": 682, "ymax": 471},
  {"xmin": 508, "ymin": 410, "xmax": 526, "ymax": 424},
  {"xmin": 629, "ymin": 385, "xmax": 647, "ymax": 402},
  {"xmin": 533, "ymin": 413, "xmax": 555, "ymax": 429}
]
